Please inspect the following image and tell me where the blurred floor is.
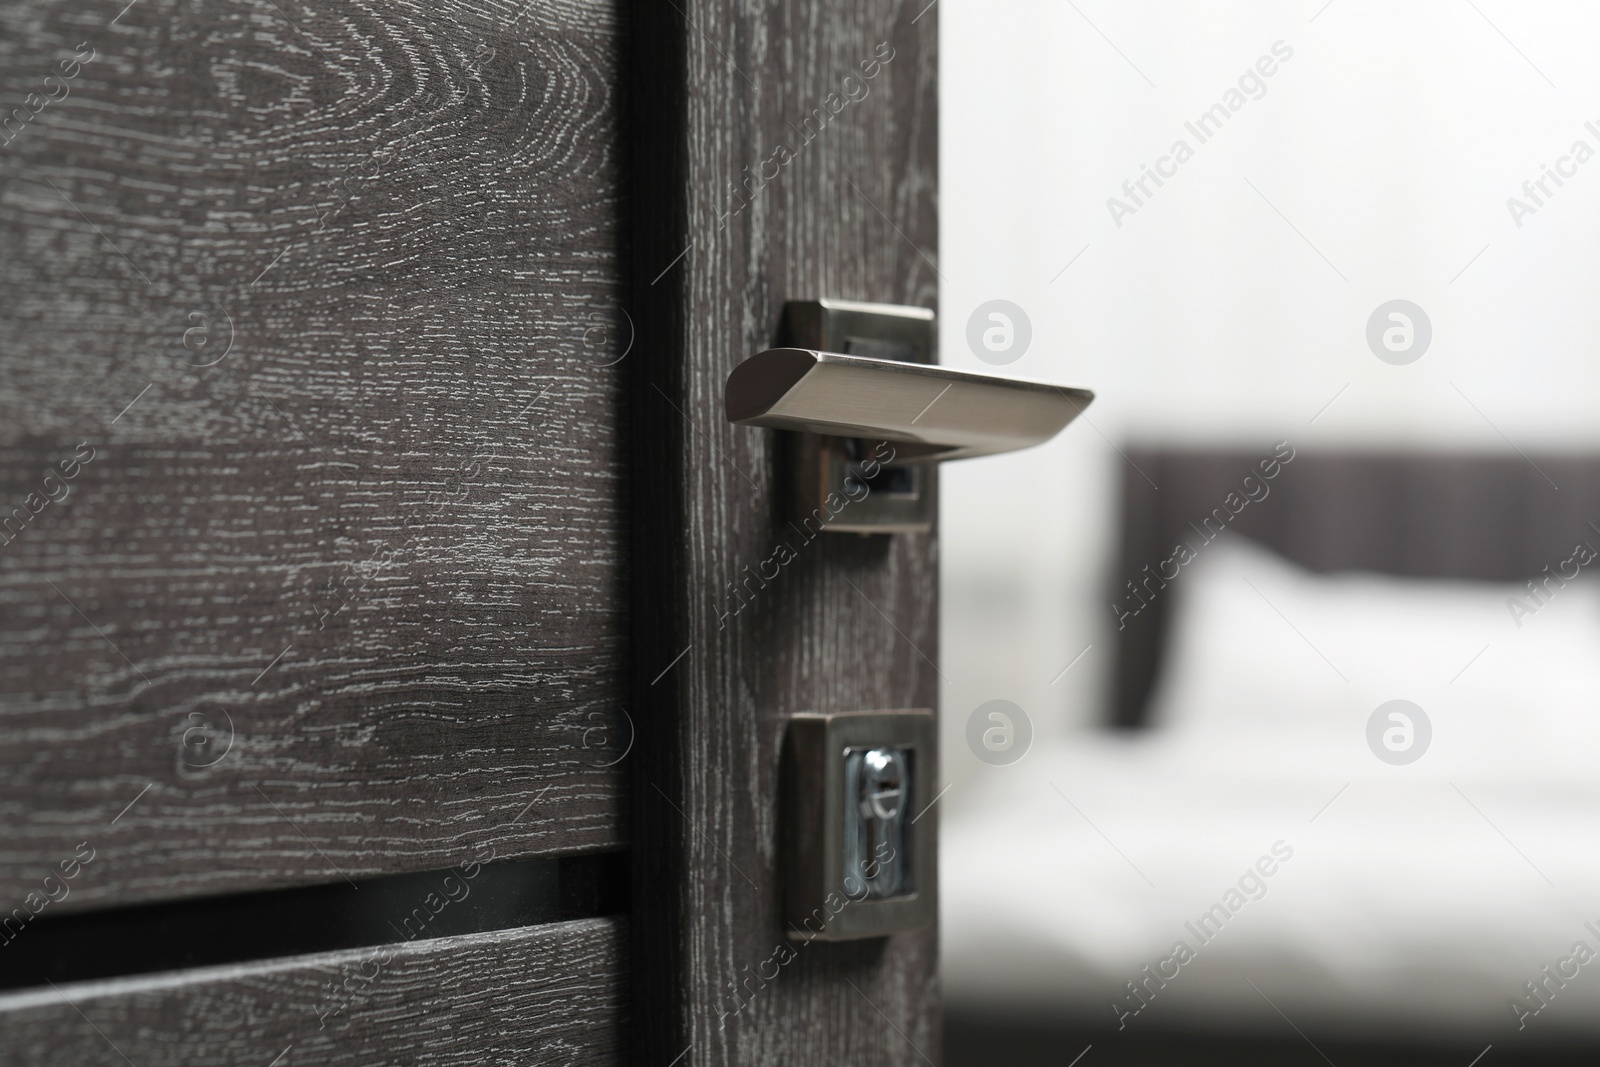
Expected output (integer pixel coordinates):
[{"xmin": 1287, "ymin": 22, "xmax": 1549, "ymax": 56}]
[{"xmin": 946, "ymin": 1011, "xmax": 1597, "ymax": 1066}]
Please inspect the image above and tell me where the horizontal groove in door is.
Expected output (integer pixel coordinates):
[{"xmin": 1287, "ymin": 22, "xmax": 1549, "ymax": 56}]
[
  {"xmin": 0, "ymin": 917, "xmax": 626, "ymax": 1067},
  {"xmin": 0, "ymin": 850, "xmax": 627, "ymax": 992}
]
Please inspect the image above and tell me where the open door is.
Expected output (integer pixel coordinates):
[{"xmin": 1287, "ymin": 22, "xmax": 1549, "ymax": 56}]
[
  {"xmin": 0, "ymin": 0, "xmax": 942, "ymax": 1062},
  {"xmin": 627, "ymin": 2, "xmax": 944, "ymax": 1062}
]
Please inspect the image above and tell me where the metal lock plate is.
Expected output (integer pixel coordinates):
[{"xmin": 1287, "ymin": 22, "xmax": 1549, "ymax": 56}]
[
  {"xmin": 781, "ymin": 300, "xmax": 936, "ymax": 534},
  {"xmin": 782, "ymin": 709, "xmax": 935, "ymax": 941}
]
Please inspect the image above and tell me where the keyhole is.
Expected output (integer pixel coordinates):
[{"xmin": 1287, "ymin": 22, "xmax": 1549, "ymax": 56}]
[{"xmin": 860, "ymin": 747, "xmax": 904, "ymax": 822}]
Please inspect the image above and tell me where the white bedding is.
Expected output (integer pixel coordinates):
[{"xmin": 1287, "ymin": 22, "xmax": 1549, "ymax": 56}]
[{"xmin": 942, "ymin": 537, "xmax": 1600, "ymax": 1041}]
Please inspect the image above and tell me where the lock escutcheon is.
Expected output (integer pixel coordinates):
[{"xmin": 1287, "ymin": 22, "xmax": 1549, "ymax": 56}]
[{"xmin": 783, "ymin": 709, "xmax": 935, "ymax": 941}]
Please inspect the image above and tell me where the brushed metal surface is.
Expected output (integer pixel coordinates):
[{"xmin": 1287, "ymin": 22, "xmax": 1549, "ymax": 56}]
[{"xmin": 725, "ymin": 349, "xmax": 1094, "ymax": 461}]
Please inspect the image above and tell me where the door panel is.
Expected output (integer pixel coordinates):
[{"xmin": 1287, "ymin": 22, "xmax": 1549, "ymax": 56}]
[
  {"xmin": 0, "ymin": 917, "xmax": 625, "ymax": 1064},
  {"xmin": 5, "ymin": 0, "xmax": 943, "ymax": 1057},
  {"xmin": 0, "ymin": 0, "xmax": 628, "ymax": 909},
  {"xmin": 629, "ymin": 1, "xmax": 940, "ymax": 1062}
]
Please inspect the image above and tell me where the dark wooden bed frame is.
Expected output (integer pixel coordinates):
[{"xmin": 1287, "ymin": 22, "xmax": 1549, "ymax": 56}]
[{"xmin": 1112, "ymin": 447, "xmax": 1600, "ymax": 728}]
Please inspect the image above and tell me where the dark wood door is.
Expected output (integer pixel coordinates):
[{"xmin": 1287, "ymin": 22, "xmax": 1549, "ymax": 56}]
[
  {"xmin": 0, "ymin": 0, "xmax": 630, "ymax": 1059},
  {"xmin": 0, "ymin": 0, "xmax": 938, "ymax": 1061},
  {"xmin": 627, "ymin": 1, "xmax": 941, "ymax": 1063}
]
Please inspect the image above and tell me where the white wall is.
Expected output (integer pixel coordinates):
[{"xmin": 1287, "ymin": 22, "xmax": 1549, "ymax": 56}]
[{"xmin": 939, "ymin": 0, "xmax": 1600, "ymax": 785}]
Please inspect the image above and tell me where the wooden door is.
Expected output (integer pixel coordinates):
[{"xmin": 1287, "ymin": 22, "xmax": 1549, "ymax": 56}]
[
  {"xmin": 0, "ymin": 0, "xmax": 938, "ymax": 1061},
  {"xmin": 627, "ymin": 1, "xmax": 941, "ymax": 1063},
  {"xmin": 0, "ymin": 0, "xmax": 629, "ymax": 1060}
]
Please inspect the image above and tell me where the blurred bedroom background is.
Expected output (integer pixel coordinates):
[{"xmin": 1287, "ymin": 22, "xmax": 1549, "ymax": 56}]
[{"xmin": 937, "ymin": 0, "xmax": 1600, "ymax": 1062}]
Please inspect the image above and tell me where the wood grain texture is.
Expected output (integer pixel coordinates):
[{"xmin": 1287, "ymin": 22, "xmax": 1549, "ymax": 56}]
[
  {"xmin": 1113, "ymin": 450, "xmax": 1600, "ymax": 727},
  {"xmin": 0, "ymin": 0, "xmax": 630, "ymax": 910},
  {"xmin": 0, "ymin": 916, "xmax": 626, "ymax": 1064},
  {"xmin": 627, "ymin": 0, "xmax": 940, "ymax": 1063}
]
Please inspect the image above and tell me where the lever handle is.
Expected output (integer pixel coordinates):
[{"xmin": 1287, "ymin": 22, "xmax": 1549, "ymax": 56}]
[
  {"xmin": 725, "ymin": 348, "xmax": 1094, "ymax": 462},
  {"xmin": 721, "ymin": 300, "xmax": 1094, "ymax": 534}
]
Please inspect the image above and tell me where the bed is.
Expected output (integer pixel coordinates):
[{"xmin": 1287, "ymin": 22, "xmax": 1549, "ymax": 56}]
[{"xmin": 942, "ymin": 450, "xmax": 1600, "ymax": 1065}]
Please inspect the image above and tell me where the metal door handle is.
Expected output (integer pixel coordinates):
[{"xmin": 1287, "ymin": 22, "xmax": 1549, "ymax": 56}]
[
  {"xmin": 722, "ymin": 300, "xmax": 1094, "ymax": 534},
  {"xmin": 725, "ymin": 348, "xmax": 1093, "ymax": 462}
]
